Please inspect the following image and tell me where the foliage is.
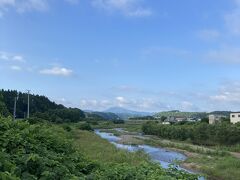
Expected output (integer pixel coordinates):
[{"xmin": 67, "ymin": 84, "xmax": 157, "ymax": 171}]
[
  {"xmin": 86, "ymin": 111, "xmax": 120, "ymax": 121},
  {"xmin": 0, "ymin": 118, "xmax": 198, "ymax": 179},
  {"xmin": 113, "ymin": 120, "xmax": 125, "ymax": 124},
  {"xmin": 0, "ymin": 117, "xmax": 97, "ymax": 179},
  {"xmin": 0, "ymin": 92, "xmax": 10, "ymax": 117},
  {"xmin": 78, "ymin": 122, "xmax": 93, "ymax": 131},
  {"xmin": 0, "ymin": 89, "xmax": 64, "ymax": 118},
  {"xmin": 142, "ymin": 121, "xmax": 240, "ymax": 146},
  {"xmin": 0, "ymin": 89, "xmax": 85, "ymax": 123},
  {"xmin": 93, "ymin": 163, "xmax": 198, "ymax": 180},
  {"xmin": 34, "ymin": 108, "xmax": 85, "ymax": 123},
  {"xmin": 186, "ymin": 155, "xmax": 240, "ymax": 180},
  {"xmin": 129, "ymin": 116, "xmax": 156, "ymax": 120},
  {"xmin": 72, "ymin": 129, "xmax": 199, "ymax": 180},
  {"xmin": 154, "ymin": 111, "xmax": 207, "ymax": 119}
]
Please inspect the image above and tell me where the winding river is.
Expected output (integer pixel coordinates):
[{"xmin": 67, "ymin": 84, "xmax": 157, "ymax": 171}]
[
  {"xmin": 95, "ymin": 129, "xmax": 204, "ymax": 180},
  {"xmin": 95, "ymin": 129, "xmax": 186, "ymax": 169}
]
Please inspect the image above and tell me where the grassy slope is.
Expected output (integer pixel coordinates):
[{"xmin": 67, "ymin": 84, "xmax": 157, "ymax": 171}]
[
  {"xmin": 72, "ymin": 129, "xmax": 149, "ymax": 166},
  {"xmin": 185, "ymin": 155, "xmax": 240, "ymax": 180}
]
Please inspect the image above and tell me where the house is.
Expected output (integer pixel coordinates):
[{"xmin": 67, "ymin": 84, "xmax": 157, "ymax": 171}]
[
  {"xmin": 175, "ymin": 116, "xmax": 187, "ymax": 122},
  {"xmin": 162, "ymin": 122, "xmax": 171, "ymax": 125},
  {"xmin": 166, "ymin": 116, "xmax": 187, "ymax": 123},
  {"xmin": 187, "ymin": 117, "xmax": 197, "ymax": 122},
  {"xmin": 230, "ymin": 112, "xmax": 240, "ymax": 124},
  {"xmin": 209, "ymin": 114, "xmax": 226, "ymax": 124}
]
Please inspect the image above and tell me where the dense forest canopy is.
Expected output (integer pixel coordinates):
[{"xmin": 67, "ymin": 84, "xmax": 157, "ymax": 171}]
[
  {"xmin": 0, "ymin": 92, "xmax": 10, "ymax": 117},
  {"xmin": 0, "ymin": 89, "xmax": 85, "ymax": 123}
]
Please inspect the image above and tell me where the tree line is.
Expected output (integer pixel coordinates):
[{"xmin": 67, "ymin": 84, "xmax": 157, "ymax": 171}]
[
  {"xmin": 0, "ymin": 89, "xmax": 85, "ymax": 123},
  {"xmin": 142, "ymin": 121, "xmax": 240, "ymax": 146}
]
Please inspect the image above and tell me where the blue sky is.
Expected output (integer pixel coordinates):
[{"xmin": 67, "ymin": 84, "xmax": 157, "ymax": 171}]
[{"xmin": 1, "ymin": 0, "xmax": 240, "ymax": 112}]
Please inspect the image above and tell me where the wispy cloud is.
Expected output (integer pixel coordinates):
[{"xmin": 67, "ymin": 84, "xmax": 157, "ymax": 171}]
[
  {"xmin": 79, "ymin": 96, "xmax": 173, "ymax": 112},
  {"xmin": 0, "ymin": 0, "xmax": 49, "ymax": 16},
  {"xmin": 39, "ymin": 66, "xmax": 73, "ymax": 76},
  {"xmin": 0, "ymin": 51, "xmax": 25, "ymax": 62},
  {"xmin": 91, "ymin": 0, "xmax": 153, "ymax": 17},
  {"xmin": 205, "ymin": 46, "xmax": 240, "ymax": 64},
  {"xmin": 224, "ymin": 0, "xmax": 240, "ymax": 35},
  {"xmin": 10, "ymin": 65, "xmax": 22, "ymax": 71},
  {"xmin": 209, "ymin": 81, "xmax": 240, "ymax": 110},
  {"xmin": 197, "ymin": 29, "xmax": 220, "ymax": 41},
  {"xmin": 64, "ymin": 0, "xmax": 79, "ymax": 5},
  {"xmin": 143, "ymin": 46, "xmax": 191, "ymax": 57}
]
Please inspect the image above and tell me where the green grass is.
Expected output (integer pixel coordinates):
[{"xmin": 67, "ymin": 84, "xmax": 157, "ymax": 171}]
[
  {"xmin": 186, "ymin": 155, "xmax": 240, "ymax": 180},
  {"xmin": 72, "ymin": 129, "xmax": 150, "ymax": 166}
]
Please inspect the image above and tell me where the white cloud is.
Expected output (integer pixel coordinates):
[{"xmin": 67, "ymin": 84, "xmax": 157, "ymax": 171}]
[
  {"xmin": 10, "ymin": 65, "xmax": 22, "ymax": 71},
  {"xmin": 78, "ymin": 96, "xmax": 173, "ymax": 112},
  {"xmin": 39, "ymin": 66, "xmax": 73, "ymax": 76},
  {"xmin": 206, "ymin": 46, "xmax": 240, "ymax": 64},
  {"xmin": 0, "ymin": 51, "xmax": 25, "ymax": 62},
  {"xmin": 210, "ymin": 82, "xmax": 240, "ymax": 103},
  {"xmin": 12, "ymin": 55, "xmax": 25, "ymax": 62},
  {"xmin": 0, "ymin": 0, "xmax": 49, "ymax": 15},
  {"xmin": 91, "ymin": 0, "xmax": 152, "ymax": 17},
  {"xmin": 208, "ymin": 81, "xmax": 240, "ymax": 111},
  {"xmin": 180, "ymin": 101, "xmax": 193, "ymax": 111}
]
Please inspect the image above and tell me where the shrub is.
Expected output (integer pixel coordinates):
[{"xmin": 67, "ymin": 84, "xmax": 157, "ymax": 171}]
[
  {"xmin": 0, "ymin": 117, "xmax": 97, "ymax": 179},
  {"xmin": 78, "ymin": 122, "xmax": 93, "ymax": 131}
]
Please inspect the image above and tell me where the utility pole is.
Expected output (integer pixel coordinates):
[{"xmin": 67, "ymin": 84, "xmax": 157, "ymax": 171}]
[
  {"xmin": 13, "ymin": 93, "xmax": 19, "ymax": 121},
  {"xmin": 27, "ymin": 90, "xmax": 30, "ymax": 119}
]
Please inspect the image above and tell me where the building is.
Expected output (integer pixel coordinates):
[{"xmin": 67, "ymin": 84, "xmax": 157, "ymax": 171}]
[
  {"xmin": 230, "ymin": 112, "xmax": 240, "ymax": 124},
  {"xmin": 166, "ymin": 116, "xmax": 187, "ymax": 123},
  {"xmin": 162, "ymin": 122, "xmax": 171, "ymax": 125},
  {"xmin": 209, "ymin": 114, "xmax": 226, "ymax": 124}
]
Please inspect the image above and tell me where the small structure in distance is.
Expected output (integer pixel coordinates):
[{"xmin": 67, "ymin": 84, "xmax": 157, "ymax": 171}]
[{"xmin": 230, "ymin": 112, "xmax": 240, "ymax": 124}]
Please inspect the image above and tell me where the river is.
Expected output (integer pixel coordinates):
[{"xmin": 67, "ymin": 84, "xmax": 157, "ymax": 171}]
[{"xmin": 95, "ymin": 129, "xmax": 204, "ymax": 180}]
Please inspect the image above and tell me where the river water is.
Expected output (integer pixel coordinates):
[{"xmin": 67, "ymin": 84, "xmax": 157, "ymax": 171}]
[
  {"xmin": 95, "ymin": 129, "xmax": 204, "ymax": 180},
  {"xmin": 95, "ymin": 129, "xmax": 186, "ymax": 169}
]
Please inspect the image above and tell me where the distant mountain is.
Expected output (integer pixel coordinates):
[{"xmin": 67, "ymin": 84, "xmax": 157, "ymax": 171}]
[
  {"xmin": 104, "ymin": 107, "xmax": 154, "ymax": 120},
  {"xmin": 85, "ymin": 111, "xmax": 120, "ymax": 121}
]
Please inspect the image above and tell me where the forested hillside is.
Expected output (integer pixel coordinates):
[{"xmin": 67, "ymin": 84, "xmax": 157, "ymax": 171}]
[
  {"xmin": 0, "ymin": 92, "xmax": 10, "ymax": 117},
  {"xmin": 0, "ymin": 90, "xmax": 85, "ymax": 123},
  {"xmin": 154, "ymin": 110, "xmax": 207, "ymax": 119},
  {"xmin": 86, "ymin": 111, "xmax": 120, "ymax": 121}
]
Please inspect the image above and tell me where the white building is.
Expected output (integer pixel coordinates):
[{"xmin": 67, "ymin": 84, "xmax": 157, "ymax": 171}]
[
  {"xmin": 209, "ymin": 114, "xmax": 226, "ymax": 124},
  {"xmin": 230, "ymin": 112, "xmax": 240, "ymax": 124}
]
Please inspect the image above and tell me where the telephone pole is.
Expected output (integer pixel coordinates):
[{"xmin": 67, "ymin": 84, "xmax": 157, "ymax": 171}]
[
  {"xmin": 27, "ymin": 90, "xmax": 30, "ymax": 119},
  {"xmin": 13, "ymin": 93, "xmax": 19, "ymax": 121}
]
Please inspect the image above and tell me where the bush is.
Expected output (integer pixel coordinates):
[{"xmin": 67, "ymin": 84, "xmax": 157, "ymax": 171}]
[
  {"xmin": 78, "ymin": 122, "xmax": 93, "ymax": 131},
  {"xmin": 113, "ymin": 120, "xmax": 125, "ymax": 124},
  {"xmin": 62, "ymin": 124, "xmax": 72, "ymax": 132},
  {"xmin": 142, "ymin": 121, "xmax": 240, "ymax": 146},
  {"xmin": 0, "ymin": 117, "xmax": 97, "ymax": 179}
]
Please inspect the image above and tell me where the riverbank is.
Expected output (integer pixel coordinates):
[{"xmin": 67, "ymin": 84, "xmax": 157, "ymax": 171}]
[
  {"xmin": 95, "ymin": 126, "xmax": 240, "ymax": 180},
  {"xmin": 70, "ymin": 127, "xmax": 199, "ymax": 179}
]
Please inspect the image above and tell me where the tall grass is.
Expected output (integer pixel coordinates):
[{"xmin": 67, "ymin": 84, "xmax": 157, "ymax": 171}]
[
  {"xmin": 72, "ymin": 129, "xmax": 150, "ymax": 166},
  {"xmin": 186, "ymin": 156, "xmax": 240, "ymax": 180}
]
